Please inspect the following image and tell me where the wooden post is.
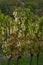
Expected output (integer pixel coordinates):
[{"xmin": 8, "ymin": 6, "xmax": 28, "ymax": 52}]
[
  {"xmin": 29, "ymin": 53, "xmax": 33, "ymax": 65},
  {"xmin": 36, "ymin": 53, "xmax": 39, "ymax": 65}
]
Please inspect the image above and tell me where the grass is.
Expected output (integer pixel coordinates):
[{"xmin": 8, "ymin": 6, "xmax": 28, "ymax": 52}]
[{"xmin": 0, "ymin": 53, "xmax": 43, "ymax": 65}]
